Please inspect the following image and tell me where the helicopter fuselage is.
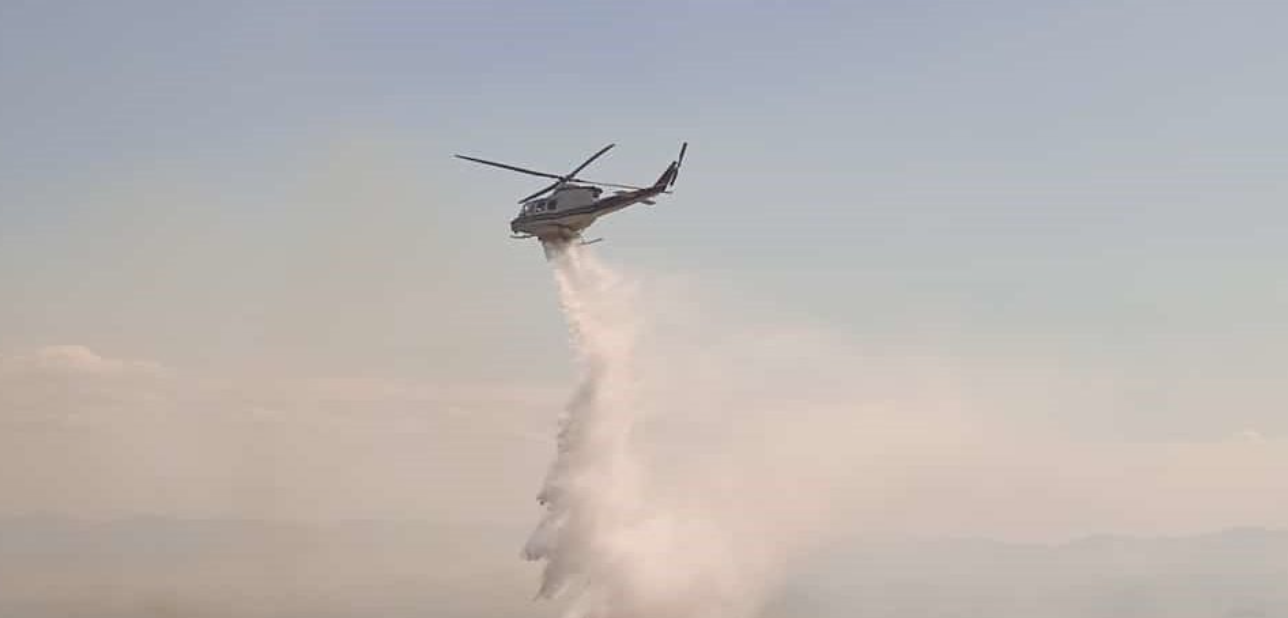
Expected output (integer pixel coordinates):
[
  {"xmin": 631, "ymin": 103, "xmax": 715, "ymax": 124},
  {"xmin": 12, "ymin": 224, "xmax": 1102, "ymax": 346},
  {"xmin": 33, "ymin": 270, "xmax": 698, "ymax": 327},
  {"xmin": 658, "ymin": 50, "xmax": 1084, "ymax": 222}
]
[{"xmin": 509, "ymin": 180, "xmax": 667, "ymax": 244}]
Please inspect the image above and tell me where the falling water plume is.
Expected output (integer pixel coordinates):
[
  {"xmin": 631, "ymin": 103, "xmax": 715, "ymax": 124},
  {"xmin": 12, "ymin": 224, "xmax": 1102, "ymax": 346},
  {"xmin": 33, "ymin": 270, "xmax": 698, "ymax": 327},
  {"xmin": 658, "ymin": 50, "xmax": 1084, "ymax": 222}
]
[{"xmin": 523, "ymin": 242, "xmax": 767, "ymax": 618}]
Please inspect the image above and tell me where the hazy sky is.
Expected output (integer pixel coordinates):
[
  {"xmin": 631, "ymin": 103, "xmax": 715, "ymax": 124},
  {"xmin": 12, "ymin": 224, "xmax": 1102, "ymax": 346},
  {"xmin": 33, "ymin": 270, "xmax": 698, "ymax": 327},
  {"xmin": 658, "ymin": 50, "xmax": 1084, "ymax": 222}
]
[{"xmin": 1, "ymin": 1, "xmax": 1286, "ymax": 540}]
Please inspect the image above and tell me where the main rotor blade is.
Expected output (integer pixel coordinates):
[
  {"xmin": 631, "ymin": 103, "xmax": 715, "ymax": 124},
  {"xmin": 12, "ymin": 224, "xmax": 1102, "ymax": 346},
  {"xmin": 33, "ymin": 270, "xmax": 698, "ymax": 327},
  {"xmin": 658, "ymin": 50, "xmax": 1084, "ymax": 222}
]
[
  {"xmin": 514, "ymin": 144, "xmax": 616, "ymax": 204},
  {"xmin": 564, "ymin": 143, "xmax": 615, "ymax": 181},
  {"xmin": 454, "ymin": 155, "xmax": 564, "ymax": 180},
  {"xmin": 518, "ymin": 179, "xmax": 562, "ymax": 204},
  {"xmin": 569, "ymin": 178, "xmax": 646, "ymax": 190}
]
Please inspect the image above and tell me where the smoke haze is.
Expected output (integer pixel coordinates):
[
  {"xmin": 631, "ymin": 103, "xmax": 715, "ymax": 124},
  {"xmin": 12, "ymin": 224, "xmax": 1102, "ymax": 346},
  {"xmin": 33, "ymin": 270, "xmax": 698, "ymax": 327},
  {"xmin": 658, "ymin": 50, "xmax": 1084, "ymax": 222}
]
[{"xmin": 1, "ymin": 250, "xmax": 1286, "ymax": 615}]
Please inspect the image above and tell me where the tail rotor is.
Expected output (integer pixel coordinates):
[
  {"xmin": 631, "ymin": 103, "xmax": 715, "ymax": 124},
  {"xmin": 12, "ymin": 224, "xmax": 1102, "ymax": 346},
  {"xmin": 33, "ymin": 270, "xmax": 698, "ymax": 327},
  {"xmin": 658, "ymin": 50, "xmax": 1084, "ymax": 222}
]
[{"xmin": 669, "ymin": 142, "xmax": 687, "ymax": 188}]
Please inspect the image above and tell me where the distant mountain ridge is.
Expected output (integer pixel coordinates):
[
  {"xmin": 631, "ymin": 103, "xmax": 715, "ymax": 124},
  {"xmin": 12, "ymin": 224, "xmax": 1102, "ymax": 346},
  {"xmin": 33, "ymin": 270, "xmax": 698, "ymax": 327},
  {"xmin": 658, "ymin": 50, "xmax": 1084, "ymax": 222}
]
[
  {"xmin": 775, "ymin": 527, "xmax": 1288, "ymax": 618},
  {"xmin": 1, "ymin": 518, "xmax": 1283, "ymax": 618}
]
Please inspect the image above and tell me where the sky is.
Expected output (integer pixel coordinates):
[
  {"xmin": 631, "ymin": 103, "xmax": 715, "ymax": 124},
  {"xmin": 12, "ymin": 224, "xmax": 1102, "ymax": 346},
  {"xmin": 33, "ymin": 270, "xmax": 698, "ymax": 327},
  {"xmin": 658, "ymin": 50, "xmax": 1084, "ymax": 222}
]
[{"xmin": 2, "ymin": 0, "xmax": 1287, "ymax": 541}]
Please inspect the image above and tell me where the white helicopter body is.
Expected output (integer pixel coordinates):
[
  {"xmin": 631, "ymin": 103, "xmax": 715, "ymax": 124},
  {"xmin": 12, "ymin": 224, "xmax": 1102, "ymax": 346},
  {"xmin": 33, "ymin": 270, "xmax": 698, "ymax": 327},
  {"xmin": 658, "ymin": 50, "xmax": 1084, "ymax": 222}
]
[{"xmin": 456, "ymin": 143, "xmax": 686, "ymax": 246}]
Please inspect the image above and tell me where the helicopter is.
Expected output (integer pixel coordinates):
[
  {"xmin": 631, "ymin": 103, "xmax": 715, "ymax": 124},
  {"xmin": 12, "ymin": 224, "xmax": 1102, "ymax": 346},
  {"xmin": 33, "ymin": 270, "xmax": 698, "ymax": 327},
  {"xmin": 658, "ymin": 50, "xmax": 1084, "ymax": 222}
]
[{"xmin": 455, "ymin": 142, "xmax": 687, "ymax": 247}]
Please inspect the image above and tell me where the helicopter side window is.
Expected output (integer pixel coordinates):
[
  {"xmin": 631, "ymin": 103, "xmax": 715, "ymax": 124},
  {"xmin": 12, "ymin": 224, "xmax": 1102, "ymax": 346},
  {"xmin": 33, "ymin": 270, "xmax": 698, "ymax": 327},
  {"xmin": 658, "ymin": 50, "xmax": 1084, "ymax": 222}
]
[{"xmin": 521, "ymin": 200, "xmax": 555, "ymax": 214}]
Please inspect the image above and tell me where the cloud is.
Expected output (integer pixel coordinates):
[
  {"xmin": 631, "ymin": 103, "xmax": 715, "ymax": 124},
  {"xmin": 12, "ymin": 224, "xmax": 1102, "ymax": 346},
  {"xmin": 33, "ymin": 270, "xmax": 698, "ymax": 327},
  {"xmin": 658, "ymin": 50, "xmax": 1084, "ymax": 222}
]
[
  {"xmin": 17, "ymin": 345, "xmax": 166, "ymax": 376},
  {"xmin": 0, "ymin": 345, "xmax": 166, "ymax": 380},
  {"xmin": 0, "ymin": 346, "xmax": 174, "ymax": 427}
]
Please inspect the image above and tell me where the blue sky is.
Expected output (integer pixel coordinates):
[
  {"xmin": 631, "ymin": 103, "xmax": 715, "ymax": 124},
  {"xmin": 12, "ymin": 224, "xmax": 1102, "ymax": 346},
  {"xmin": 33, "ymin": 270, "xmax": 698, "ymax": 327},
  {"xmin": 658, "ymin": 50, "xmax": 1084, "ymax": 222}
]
[{"xmin": 2, "ymin": 0, "xmax": 1287, "ymax": 447}]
